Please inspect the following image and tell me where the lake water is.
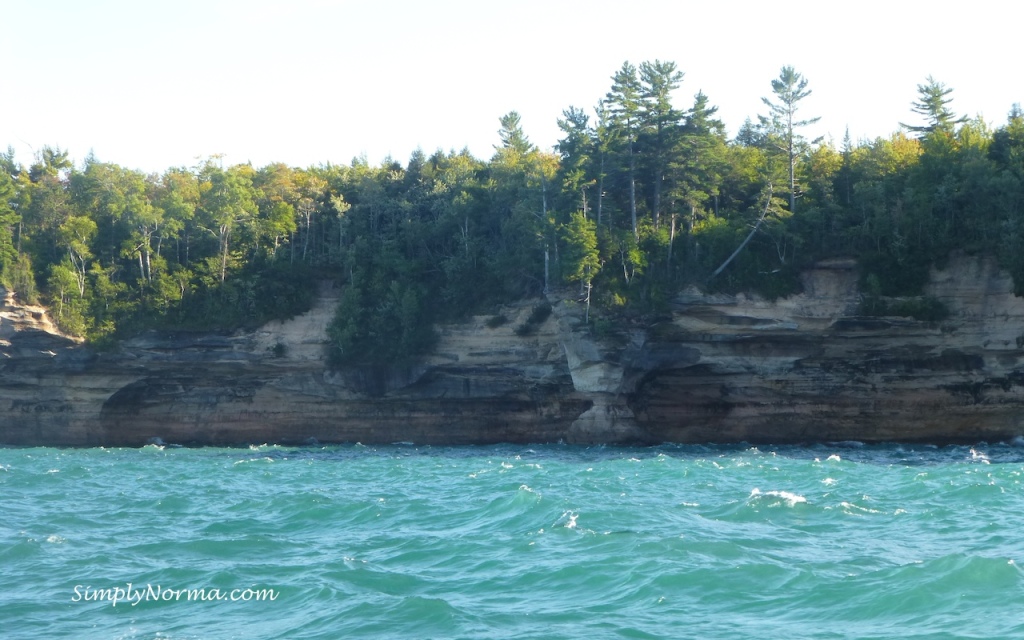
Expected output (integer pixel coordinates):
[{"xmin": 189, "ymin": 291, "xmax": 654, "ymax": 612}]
[{"xmin": 2, "ymin": 442, "xmax": 1023, "ymax": 639}]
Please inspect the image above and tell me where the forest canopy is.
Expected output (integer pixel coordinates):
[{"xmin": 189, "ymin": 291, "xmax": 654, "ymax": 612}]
[{"xmin": 2, "ymin": 64, "xmax": 1022, "ymax": 363}]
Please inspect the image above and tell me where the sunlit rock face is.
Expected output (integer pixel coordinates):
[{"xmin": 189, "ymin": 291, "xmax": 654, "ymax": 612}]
[
  {"xmin": 628, "ymin": 256, "xmax": 1024, "ymax": 443},
  {"xmin": 2, "ymin": 255, "xmax": 1024, "ymax": 447}
]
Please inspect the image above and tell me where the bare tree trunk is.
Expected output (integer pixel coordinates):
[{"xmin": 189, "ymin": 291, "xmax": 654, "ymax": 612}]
[
  {"xmin": 219, "ymin": 225, "xmax": 230, "ymax": 283},
  {"xmin": 629, "ymin": 153, "xmax": 637, "ymax": 238},
  {"xmin": 653, "ymin": 173, "xmax": 662, "ymax": 229},
  {"xmin": 542, "ymin": 176, "xmax": 550, "ymax": 294},
  {"xmin": 667, "ymin": 212, "xmax": 677, "ymax": 266},
  {"xmin": 544, "ymin": 248, "xmax": 549, "ymax": 295},
  {"xmin": 584, "ymin": 279, "xmax": 592, "ymax": 325},
  {"xmin": 709, "ymin": 186, "xmax": 773, "ymax": 281},
  {"xmin": 302, "ymin": 210, "xmax": 312, "ymax": 262}
]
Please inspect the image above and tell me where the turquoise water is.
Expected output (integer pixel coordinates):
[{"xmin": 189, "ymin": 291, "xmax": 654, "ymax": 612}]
[{"xmin": 2, "ymin": 442, "xmax": 1023, "ymax": 639}]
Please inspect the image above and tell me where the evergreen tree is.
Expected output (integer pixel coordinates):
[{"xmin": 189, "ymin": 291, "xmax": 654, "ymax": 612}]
[
  {"xmin": 604, "ymin": 62, "xmax": 643, "ymax": 238},
  {"xmin": 639, "ymin": 59, "xmax": 685, "ymax": 229},
  {"xmin": 759, "ymin": 66, "xmax": 821, "ymax": 211},
  {"xmin": 555, "ymin": 106, "xmax": 596, "ymax": 218},
  {"xmin": 671, "ymin": 91, "xmax": 728, "ymax": 264},
  {"xmin": 902, "ymin": 76, "xmax": 968, "ymax": 136}
]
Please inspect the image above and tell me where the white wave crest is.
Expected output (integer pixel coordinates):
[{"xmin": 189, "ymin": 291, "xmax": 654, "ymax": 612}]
[{"xmin": 749, "ymin": 488, "xmax": 807, "ymax": 507}]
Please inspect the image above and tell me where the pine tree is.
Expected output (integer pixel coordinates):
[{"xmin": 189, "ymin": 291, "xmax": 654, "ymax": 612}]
[
  {"xmin": 604, "ymin": 62, "xmax": 643, "ymax": 238},
  {"xmin": 639, "ymin": 59, "xmax": 684, "ymax": 229},
  {"xmin": 901, "ymin": 76, "xmax": 968, "ymax": 136},
  {"xmin": 759, "ymin": 66, "xmax": 821, "ymax": 212}
]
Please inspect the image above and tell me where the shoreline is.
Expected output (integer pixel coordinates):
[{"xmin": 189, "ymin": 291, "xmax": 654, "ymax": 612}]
[{"xmin": 4, "ymin": 255, "xmax": 1024, "ymax": 448}]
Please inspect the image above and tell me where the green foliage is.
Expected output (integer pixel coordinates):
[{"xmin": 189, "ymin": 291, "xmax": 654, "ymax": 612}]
[
  {"xmin": 561, "ymin": 211, "xmax": 600, "ymax": 285},
  {"xmin": 5, "ymin": 64, "xmax": 1024, "ymax": 362},
  {"xmin": 3, "ymin": 253, "xmax": 38, "ymax": 304},
  {"xmin": 514, "ymin": 302, "xmax": 552, "ymax": 336},
  {"xmin": 327, "ymin": 280, "xmax": 437, "ymax": 365},
  {"xmin": 859, "ymin": 252, "xmax": 932, "ymax": 297},
  {"xmin": 902, "ymin": 76, "xmax": 968, "ymax": 136},
  {"xmin": 161, "ymin": 263, "xmax": 318, "ymax": 332}
]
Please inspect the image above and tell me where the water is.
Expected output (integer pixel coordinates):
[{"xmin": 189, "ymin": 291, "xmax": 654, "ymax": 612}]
[{"xmin": 2, "ymin": 442, "xmax": 1023, "ymax": 639}]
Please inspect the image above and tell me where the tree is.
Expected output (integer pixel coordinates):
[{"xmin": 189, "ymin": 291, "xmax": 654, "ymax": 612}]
[
  {"xmin": 708, "ymin": 183, "xmax": 783, "ymax": 280},
  {"xmin": 156, "ymin": 167, "xmax": 199, "ymax": 266},
  {"xmin": 198, "ymin": 162, "xmax": 257, "ymax": 283},
  {"xmin": 902, "ymin": 76, "xmax": 967, "ymax": 136},
  {"xmin": 56, "ymin": 214, "xmax": 97, "ymax": 298},
  {"xmin": 23, "ymin": 147, "xmax": 75, "ymax": 269},
  {"xmin": 593, "ymin": 104, "xmax": 613, "ymax": 227},
  {"xmin": 604, "ymin": 62, "xmax": 643, "ymax": 237},
  {"xmin": 639, "ymin": 59, "xmax": 685, "ymax": 229},
  {"xmin": 671, "ymin": 91, "xmax": 728, "ymax": 263},
  {"xmin": 556, "ymin": 106, "xmax": 596, "ymax": 218},
  {"xmin": 0, "ymin": 155, "xmax": 18, "ymax": 272},
  {"xmin": 491, "ymin": 112, "xmax": 550, "ymax": 297},
  {"xmin": 253, "ymin": 163, "xmax": 299, "ymax": 261},
  {"xmin": 562, "ymin": 211, "xmax": 600, "ymax": 323},
  {"xmin": 759, "ymin": 66, "xmax": 821, "ymax": 212}
]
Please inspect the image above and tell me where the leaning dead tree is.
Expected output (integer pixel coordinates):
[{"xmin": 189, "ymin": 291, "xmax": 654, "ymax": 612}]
[{"xmin": 707, "ymin": 184, "xmax": 774, "ymax": 282}]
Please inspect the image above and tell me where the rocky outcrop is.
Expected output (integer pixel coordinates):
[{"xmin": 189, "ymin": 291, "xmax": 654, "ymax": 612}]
[
  {"xmin": 3, "ymin": 255, "xmax": 1024, "ymax": 446},
  {"xmin": 628, "ymin": 256, "xmax": 1024, "ymax": 443},
  {"xmin": 0, "ymin": 283, "xmax": 590, "ymax": 446}
]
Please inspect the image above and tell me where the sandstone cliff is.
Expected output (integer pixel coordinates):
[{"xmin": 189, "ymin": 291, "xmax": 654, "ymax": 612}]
[{"xmin": 2, "ymin": 256, "xmax": 1024, "ymax": 446}]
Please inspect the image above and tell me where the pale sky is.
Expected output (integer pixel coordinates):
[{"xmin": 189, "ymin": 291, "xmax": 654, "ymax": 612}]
[{"xmin": 2, "ymin": 0, "xmax": 1019, "ymax": 174}]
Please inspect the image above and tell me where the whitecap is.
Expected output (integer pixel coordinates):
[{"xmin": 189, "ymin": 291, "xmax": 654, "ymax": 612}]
[
  {"xmin": 233, "ymin": 457, "xmax": 274, "ymax": 465},
  {"xmin": 556, "ymin": 511, "xmax": 579, "ymax": 529},
  {"xmin": 45, "ymin": 534, "xmax": 66, "ymax": 544},
  {"xmin": 749, "ymin": 488, "xmax": 807, "ymax": 507},
  {"xmin": 840, "ymin": 501, "xmax": 881, "ymax": 515}
]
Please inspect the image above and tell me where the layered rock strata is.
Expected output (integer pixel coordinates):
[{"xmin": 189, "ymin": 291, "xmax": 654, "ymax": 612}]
[{"xmin": 2, "ymin": 256, "xmax": 1024, "ymax": 446}]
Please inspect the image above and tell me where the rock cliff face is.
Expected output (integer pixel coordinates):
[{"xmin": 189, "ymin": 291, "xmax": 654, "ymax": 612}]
[{"xmin": 3, "ymin": 256, "xmax": 1024, "ymax": 447}]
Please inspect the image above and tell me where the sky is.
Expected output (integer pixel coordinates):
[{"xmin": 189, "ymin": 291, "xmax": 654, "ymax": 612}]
[{"xmin": 3, "ymin": 0, "xmax": 1020, "ymax": 174}]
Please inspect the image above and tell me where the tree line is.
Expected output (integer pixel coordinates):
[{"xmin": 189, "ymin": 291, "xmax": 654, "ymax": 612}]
[{"xmin": 1, "ymin": 63, "xmax": 1022, "ymax": 362}]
